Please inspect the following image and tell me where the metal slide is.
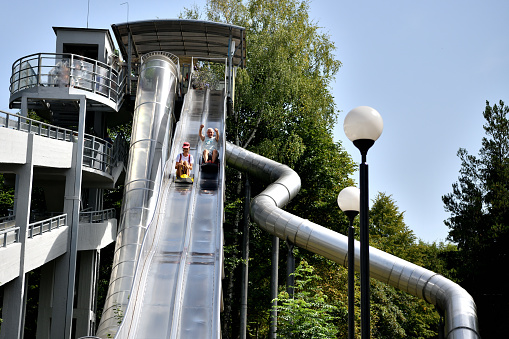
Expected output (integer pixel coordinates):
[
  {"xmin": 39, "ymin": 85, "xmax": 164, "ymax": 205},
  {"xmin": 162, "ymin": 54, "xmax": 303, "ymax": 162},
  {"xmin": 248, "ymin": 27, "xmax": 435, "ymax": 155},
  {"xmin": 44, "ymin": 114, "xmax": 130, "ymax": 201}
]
[
  {"xmin": 114, "ymin": 87, "xmax": 225, "ymax": 338},
  {"xmin": 96, "ymin": 48, "xmax": 225, "ymax": 338},
  {"xmin": 226, "ymin": 142, "xmax": 479, "ymax": 338}
]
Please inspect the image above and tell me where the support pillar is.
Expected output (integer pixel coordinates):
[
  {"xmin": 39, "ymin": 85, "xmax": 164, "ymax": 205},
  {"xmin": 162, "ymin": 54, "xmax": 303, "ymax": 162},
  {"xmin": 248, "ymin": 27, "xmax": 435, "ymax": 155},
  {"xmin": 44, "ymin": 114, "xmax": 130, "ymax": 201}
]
[
  {"xmin": 50, "ymin": 97, "xmax": 87, "ymax": 339},
  {"xmin": 0, "ymin": 133, "xmax": 34, "ymax": 339},
  {"xmin": 269, "ymin": 236, "xmax": 279, "ymax": 338},
  {"xmin": 286, "ymin": 239, "xmax": 295, "ymax": 298},
  {"xmin": 240, "ymin": 175, "xmax": 250, "ymax": 339},
  {"xmin": 74, "ymin": 250, "xmax": 100, "ymax": 336},
  {"xmin": 36, "ymin": 261, "xmax": 56, "ymax": 339}
]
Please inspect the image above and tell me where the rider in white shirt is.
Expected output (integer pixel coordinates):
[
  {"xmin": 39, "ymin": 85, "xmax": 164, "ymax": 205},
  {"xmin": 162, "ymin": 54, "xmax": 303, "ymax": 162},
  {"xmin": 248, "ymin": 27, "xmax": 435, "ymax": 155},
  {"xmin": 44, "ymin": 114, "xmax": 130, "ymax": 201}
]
[{"xmin": 199, "ymin": 124, "xmax": 219, "ymax": 163}]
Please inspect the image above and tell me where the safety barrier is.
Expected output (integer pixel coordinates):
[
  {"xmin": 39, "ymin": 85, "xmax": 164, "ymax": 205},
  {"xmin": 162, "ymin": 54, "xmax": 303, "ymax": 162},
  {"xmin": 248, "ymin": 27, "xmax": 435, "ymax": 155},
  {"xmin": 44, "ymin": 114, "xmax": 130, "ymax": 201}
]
[
  {"xmin": 0, "ymin": 110, "xmax": 115, "ymax": 175},
  {"xmin": 0, "ymin": 110, "xmax": 74, "ymax": 141},
  {"xmin": 1, "ymin": 226, "xmax": 19, "ymax": 247},
  {"xmin": 79, "ymin": 208, "xmax": 116, "ymax": 223},
  {"xmin": 10, "ymin": 53, "xmax": 126, "ymax": 105},
  {"xmin": 28, "ymin": 214, "xmax": 67, "ymax": 239}
]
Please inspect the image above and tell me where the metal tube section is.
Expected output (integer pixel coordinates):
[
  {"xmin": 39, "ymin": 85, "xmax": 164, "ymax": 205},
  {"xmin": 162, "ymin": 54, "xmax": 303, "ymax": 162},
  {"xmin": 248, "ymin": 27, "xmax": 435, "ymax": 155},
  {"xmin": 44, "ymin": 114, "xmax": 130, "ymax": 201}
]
[
  {"xmin": 225, "ymin": 142, "xmax": 480, "ymax": 339},
  {"xmin": 95, "ymin": 52, "xmax": 178, "ymax": 338}
]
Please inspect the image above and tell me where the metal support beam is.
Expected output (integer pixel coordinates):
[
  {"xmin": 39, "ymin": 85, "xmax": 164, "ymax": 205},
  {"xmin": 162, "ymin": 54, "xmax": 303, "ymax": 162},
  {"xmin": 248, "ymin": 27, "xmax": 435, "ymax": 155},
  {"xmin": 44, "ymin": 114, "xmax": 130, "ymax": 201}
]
[
  {"xmin": 0, "ymin": 133, "xmax": 34, "ymax": 339},
  {"xmin": 50, "ymin": 96, "xmax": 87, "ymax": 339},
  {"xmin": 240, "ymin": 175, "xmax": 250, "ymax": 339},
  {"xmin": 269, "ymin": 236, "xmax": 279, "ymax": 338}
]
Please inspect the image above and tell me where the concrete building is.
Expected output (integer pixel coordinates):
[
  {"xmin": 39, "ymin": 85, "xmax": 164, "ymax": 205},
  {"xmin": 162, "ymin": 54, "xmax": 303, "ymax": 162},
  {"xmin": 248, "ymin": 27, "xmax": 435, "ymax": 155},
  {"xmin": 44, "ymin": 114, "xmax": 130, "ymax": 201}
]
[{"xmin": 0, "ymin": 26, "xmax": 129, "ymax": 339}]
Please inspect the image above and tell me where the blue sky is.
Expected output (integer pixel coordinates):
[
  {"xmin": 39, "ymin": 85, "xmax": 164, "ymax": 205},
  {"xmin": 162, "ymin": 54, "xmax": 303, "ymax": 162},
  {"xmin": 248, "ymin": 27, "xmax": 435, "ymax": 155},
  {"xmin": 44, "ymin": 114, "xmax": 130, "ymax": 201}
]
[{"xmin": 1, "ymin": 0, "xmax": 508, "ymax": 243}]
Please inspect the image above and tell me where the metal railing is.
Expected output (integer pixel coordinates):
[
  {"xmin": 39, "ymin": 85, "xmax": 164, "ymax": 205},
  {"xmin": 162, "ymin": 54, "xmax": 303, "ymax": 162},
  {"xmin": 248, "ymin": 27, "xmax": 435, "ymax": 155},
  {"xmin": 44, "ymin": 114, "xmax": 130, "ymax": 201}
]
[
  {"xmin": 10, "ymin": 53, "xmax": 127, "ymax": 106},
  {"xmin": 0, "ymin": 208, "xmax": 115, "ymax": 248},
  {"xmin": 0, "ymin": 110, "xmax": 74, "ymax": 141},
  {"xmin": 28, "ymin": 214, "xmax": 67, "ymax": 239},
  {"xmin": 0, "ymin": 214, "xmax": 16, "ymax": 225},
  {"xmin": 79, "ymin": 208, "xmax": 116, "ymax": 223},
  {"xmin": 83, "ymin": 135, "xmax": 114, "ymax": 175},
  {"xmin": 0, "ymin": 110, "xmax": 115, "ymax": 175},
  {"xmin": 1, "ymin": 226, "xmax": 19, "ymax": 247}
]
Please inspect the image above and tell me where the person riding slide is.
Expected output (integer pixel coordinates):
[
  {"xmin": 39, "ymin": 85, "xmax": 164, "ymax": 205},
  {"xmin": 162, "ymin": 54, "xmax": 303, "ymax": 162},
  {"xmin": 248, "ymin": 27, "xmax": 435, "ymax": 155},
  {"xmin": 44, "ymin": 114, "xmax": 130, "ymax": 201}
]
[
  {"xmin": 175, "ymin": 142, "xmax": 193, "ymax": 178},
  {"xmin": 199, "ymin": 124, "xmax": 219, "ymax": 163}
]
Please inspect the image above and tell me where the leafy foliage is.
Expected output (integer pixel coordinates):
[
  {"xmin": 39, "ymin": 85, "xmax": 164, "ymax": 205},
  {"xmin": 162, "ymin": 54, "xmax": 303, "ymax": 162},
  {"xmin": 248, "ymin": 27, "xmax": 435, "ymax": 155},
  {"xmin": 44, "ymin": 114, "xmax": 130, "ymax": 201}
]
[
  {"xmin": 369, "ymin": 192, "xmax": 417, "ymax": 260},
  {"xmin": 442, "ymin": 100, "xmax": 509, "ymax": 336},
  {"xmin": 0, "ymin": 174, "xmax": 14, "ymax": 216},
  {"xmin": 275, "ymin": 260, "xmax": 338, "ymax": 338}
]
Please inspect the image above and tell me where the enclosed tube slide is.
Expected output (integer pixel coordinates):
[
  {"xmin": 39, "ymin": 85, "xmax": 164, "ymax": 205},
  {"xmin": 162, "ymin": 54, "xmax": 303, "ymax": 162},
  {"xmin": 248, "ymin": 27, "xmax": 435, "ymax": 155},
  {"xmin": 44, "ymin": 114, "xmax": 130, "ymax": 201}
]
[
  {"xmin": 96, "ymin": 52, "xmax": 179, "ymax": 337},
  {"xmin": 225, "ymin": 142, "xmax": 479, "ymax": 339}
]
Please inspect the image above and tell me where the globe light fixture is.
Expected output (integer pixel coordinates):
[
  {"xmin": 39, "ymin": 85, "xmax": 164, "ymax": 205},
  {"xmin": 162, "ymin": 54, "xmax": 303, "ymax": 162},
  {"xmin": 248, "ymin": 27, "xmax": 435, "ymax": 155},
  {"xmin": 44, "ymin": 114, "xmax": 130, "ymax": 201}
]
[
  {"xmin": 343, "ymin": 106, "xmax": 383, "ymax": 339},
  {"xmin": 338, "ymin": 186, "xmax": 360, "ymax": 339},
  {"xmin": 344, "ymin": 106, "xmax": 383, "ymax": 158}
]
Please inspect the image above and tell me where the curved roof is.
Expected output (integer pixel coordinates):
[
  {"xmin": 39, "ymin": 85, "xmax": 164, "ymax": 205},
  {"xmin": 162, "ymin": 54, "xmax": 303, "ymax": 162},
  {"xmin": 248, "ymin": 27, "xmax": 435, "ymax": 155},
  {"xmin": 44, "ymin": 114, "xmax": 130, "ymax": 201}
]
[{"xmin": 111, "ymin": 19, "xmax": 246, "ymax": 67}]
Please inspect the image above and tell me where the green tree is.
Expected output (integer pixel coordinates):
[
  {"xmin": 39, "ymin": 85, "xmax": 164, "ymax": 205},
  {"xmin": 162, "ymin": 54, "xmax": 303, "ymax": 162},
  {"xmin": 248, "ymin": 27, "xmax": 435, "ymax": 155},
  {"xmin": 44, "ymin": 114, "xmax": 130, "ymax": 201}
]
[
  {"xmin": 368, "ymin": 192, "xmax": 441, "ymax": 338},
  {"xmin": 442, "ymin": 100, "xmax": 509, "ymax": 337},
  {"xmin": 0, "ymin": 174, "xmax": 14, "ymax": 216},
  {"xmin": 275, "ymin": 260, "xmax": 338, "ymax": 338},
  {"xmin": 369, "ymin": 192, "xmax": 417, "ymax": 260}
]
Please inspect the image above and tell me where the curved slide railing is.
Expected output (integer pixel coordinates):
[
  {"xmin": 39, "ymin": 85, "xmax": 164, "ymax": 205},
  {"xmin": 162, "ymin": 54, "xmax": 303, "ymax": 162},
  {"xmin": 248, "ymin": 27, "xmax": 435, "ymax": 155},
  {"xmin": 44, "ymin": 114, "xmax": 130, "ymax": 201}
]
[{"xmin": 226, "ymin": 142, "xmax": 479, "ymax": 339}]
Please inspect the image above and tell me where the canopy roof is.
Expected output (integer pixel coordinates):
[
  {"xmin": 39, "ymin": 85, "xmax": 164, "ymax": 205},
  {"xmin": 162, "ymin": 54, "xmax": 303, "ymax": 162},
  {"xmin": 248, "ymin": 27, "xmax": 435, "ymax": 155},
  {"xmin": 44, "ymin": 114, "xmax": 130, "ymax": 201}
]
[{"xmin": 111, "ymin": 19, "xmax": 246, "ymax": 67}]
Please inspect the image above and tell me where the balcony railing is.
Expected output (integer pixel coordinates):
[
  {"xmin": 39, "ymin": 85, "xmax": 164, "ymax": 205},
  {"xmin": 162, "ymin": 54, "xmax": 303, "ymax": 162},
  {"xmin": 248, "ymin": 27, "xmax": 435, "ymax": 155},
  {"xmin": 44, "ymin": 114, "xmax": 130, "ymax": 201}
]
[
  {"xmin": 10, "ymin": 53, "xmax": 127, "ymax": 106},
  {"xmin": 28, "ymin": 214, "xmax": 67, "ymax": 238},
  {"xmin": 0, "ymin": 209, "xmax": 115, "ymax": 248},
  {"xmin": 1, "ymin": 226, "xmax": 19, "ymax": 247},
  {"xmin": 0, "ymin": 214, "xmax": 16, "ymax": 225},
  {"xmin": 79, "ymin": 208, "xmax": 116, "ymax": 223},
  {"xmin": 0, "ymin": 110, "xmax": 74, "ymax": 141},
  {"xmin": 83, "ymin": 135, "xmax": 114, "ymax": 175},
  {"xmin": 0, "ymin": 110, "xmax": 114, "ymax": 175}
]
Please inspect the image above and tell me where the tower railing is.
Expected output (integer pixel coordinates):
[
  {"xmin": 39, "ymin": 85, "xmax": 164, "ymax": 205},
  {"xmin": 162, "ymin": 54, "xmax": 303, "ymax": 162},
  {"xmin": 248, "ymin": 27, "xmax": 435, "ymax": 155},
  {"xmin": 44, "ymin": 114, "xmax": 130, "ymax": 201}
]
[
  {"xmin": 0, "ymin": 110, "xmax": 115, "ymax": 175},
  {"xmin": 10, "ymin": 53, "xmax": 127, "ymax": 106}
]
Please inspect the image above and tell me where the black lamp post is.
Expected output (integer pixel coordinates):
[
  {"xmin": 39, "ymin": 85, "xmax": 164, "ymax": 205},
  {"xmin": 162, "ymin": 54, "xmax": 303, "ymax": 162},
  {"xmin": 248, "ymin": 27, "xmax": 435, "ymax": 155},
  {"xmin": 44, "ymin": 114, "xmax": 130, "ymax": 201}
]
[
  {"xmin": 344, "ymin": 106, "xmax": 383, "ymax": 338},
  {"xmin": 337, "ymin": 187, "xmax": 360, "ymax": 339}
]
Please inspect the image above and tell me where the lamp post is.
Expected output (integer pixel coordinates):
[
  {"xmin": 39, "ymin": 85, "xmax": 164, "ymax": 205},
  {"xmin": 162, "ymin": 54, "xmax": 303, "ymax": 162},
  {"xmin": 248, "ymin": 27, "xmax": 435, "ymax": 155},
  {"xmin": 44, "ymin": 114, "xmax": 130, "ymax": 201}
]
[
  {"xmin": 337, "ymin": 187, "xmax": 360, "ymax": 339},
  {"xmin": 344, "ymin": 106, "xmax": 383, "ymax": 338}
]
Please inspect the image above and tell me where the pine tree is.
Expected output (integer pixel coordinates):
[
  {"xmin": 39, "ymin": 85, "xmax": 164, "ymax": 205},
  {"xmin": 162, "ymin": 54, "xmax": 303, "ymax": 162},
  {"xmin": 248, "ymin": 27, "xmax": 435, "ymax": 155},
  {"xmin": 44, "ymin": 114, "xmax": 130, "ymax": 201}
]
[{"xmin": 442, "ymin": 100, "xmax": 509, "ymax": 337}]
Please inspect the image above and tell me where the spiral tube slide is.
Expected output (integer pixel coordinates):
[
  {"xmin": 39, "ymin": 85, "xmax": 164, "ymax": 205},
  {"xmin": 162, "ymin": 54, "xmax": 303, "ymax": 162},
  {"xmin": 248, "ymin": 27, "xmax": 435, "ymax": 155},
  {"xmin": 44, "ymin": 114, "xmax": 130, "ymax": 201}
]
[{"xmin": 226, "ymin": 142, "xmax": 479, "ymax": 339}]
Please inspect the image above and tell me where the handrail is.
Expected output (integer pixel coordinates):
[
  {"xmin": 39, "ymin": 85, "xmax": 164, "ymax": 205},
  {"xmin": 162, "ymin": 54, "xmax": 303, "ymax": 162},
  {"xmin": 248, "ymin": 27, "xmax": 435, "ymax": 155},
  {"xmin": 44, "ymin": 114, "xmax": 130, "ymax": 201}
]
[
  {"xmin": 83, "ymin": 135, "xmax": 114, "ymax": 175},
  {"xmin": 28, "ymin": 214, "xmax": 67, "ymax": 239},
  {"xmin": 0, "ymin": 209, "xmax": 115, "ymax": 247},
  {"xmin": 0, "ymin": 110, "xmax": 115, "ymax": 174},
  {"xmin": 0, "ymin": 226, "xmax": 19, "ymax": 248},
  {"xmin": 0, "ymin": 110, "xmax": 74, "ymax": 141},
  {"xmin": 9, "ymin": 53, "xmax": 126, "ymax": 106},
  {"xmin": 0, "ymin": 214, "xmax": 16, "ymax": 224},
  {"xmin": 79, "ymin": 208, "xmax": 116, "ymax": 223}
]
